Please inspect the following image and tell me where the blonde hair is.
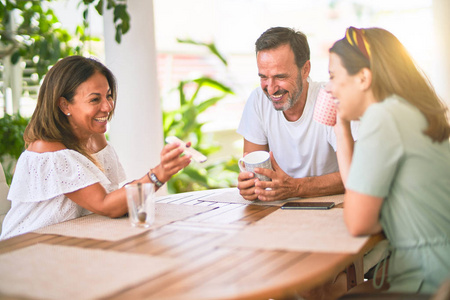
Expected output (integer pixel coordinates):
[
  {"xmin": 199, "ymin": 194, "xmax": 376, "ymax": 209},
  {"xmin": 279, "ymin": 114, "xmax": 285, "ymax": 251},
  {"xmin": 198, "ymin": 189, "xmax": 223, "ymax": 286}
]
[
  {"xmin": 24, "ymin": 56, "xmax": 117, "ymax": 165},
  {"xmin": 330, "ymin": 27, "xmax": 450, "ymax": 142}
]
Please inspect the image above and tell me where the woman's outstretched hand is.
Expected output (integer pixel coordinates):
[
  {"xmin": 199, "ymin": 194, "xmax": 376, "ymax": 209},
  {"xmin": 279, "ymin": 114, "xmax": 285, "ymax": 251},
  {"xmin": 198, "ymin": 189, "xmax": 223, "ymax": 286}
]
[{"xmin": 153, "ymin": 142, "xmax": 192, "ymax": 184}]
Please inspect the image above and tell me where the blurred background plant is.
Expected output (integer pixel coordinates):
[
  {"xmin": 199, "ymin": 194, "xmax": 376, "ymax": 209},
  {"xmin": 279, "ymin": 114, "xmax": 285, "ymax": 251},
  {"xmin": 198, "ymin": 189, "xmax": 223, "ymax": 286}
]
[
  {"xmin": 0, "ymin": 0, "xmax": 129, "ymax": 78},
  {"xmin": 163, "ymin": 39, "xmax": 240, "ymax": 193},
  {"xmin": 0, "ymin": 112, "xmax": 29, "ymax": 185}
]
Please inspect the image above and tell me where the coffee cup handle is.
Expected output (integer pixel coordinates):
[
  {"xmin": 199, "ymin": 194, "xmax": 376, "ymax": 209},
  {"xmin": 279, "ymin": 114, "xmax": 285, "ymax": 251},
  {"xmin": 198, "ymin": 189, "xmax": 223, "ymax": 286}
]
[{"xmin": 238, "ymin": 158, "xmax": 246, "ymax": 172}]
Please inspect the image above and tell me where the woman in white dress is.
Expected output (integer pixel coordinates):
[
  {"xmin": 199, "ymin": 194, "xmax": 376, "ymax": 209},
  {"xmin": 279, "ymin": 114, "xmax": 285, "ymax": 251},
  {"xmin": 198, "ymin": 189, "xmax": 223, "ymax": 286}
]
[{"xmin": 1, "ymin": 56, "xmax": 192, "ymax": 240}]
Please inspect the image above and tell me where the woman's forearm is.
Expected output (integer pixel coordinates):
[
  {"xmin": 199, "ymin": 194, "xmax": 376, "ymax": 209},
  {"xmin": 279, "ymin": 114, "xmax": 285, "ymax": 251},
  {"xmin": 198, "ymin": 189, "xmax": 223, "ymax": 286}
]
[{"xmin": 334, "ymin": 119, "xmax": 354, "ymax": 186}]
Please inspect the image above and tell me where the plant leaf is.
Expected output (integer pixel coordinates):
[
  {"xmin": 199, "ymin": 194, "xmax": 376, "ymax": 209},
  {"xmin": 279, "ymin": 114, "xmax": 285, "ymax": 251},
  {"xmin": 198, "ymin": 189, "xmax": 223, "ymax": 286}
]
[{"xmin": 177, "ymin": 38, "xmax": 228, "ymax": 66}]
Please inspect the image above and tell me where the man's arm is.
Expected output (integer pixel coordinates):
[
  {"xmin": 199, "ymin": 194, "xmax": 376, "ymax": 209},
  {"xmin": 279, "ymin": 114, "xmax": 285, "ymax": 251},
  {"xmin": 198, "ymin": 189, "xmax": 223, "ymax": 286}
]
[
  {"xmin": 253, "ymin": 152, "xmax": 345, "ymax": 201},
  {"xmin": 243, "ymin": 139, "xmax": 269, "ymax": 153},
  {"xmin": 238, "ymin": 139, "xmax": 345, "ymax": 201}
]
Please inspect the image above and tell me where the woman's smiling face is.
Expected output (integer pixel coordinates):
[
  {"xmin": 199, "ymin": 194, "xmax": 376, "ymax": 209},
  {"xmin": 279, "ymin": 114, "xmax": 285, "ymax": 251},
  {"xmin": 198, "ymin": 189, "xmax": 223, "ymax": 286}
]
[
  {"xmin": 63, "ymin": 72, "xmax": 114, "ymax": 141},
  {"xmin": 327, "ymin": 52, "xmax": 370, "ymax": 121}
]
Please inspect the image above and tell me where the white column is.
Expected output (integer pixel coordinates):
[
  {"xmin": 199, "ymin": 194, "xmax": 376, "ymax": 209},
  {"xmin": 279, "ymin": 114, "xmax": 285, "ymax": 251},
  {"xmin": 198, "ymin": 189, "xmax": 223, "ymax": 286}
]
[
  {"xmin": 2, "ymin": 11, "xmax": 22, "ymax": 115},
  {"xmin": 10, "ymin": 58, "xmax": 23, "ymax": 114},
  {"xmin": 433, "ymin": 0, "xmax": 450, "ymax": 108},
  {"xmin": 1, "ymin": 56, "xmax": 22, "ymax": 115},
  {"xmin": 103, "ymin": 1, "xmax": 164, "ymax": 185}
]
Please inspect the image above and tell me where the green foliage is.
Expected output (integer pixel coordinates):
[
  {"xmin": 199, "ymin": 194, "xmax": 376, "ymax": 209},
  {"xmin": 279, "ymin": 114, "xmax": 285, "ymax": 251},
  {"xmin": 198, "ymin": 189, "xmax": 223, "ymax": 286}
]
[
  {"xmin": 0, "ymin": 0, "xmax": 130, "ymax": 79},
  {"xmin": 1, "ymin": 1, "xmax": 74, "ymax": 78},
  {"xmin": 164, "ymin": 39, "xmax": 239, "ymax": 193},
  {"xmin": 0, "ymin": 113, "xmax": 30, "ymax": 185},
  {"xmin": 80, "ymin": 0, "xmax": 131, "ymax": 43},
  {"xmin": 176, "ymin": 38, "xmax": 228, "ymax": 66},
  {"xmin": 168, "ymin": 157, "xmax": 240, "ymax": 193}
]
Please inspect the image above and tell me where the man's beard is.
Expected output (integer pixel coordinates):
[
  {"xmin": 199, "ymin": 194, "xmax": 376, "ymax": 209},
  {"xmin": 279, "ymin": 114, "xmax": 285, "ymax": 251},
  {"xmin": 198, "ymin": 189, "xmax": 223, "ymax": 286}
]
[{"xmin": 265, "ymin": 75, "xmax": 304, "ymax": 111}]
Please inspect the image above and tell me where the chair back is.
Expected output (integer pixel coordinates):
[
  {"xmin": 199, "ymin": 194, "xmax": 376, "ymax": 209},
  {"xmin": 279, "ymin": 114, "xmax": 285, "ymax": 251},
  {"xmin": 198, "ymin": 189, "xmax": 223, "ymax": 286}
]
[{"xmin": 0, "ymin": 163, "xmax": 11, "ymax": 234}]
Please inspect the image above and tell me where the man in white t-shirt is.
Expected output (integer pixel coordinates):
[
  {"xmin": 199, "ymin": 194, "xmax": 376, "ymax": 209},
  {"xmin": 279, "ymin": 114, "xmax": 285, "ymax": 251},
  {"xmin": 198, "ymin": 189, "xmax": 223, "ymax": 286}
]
[{"xmin": 237, "ymin": 27, "xmax": 346, "ymax": 201}]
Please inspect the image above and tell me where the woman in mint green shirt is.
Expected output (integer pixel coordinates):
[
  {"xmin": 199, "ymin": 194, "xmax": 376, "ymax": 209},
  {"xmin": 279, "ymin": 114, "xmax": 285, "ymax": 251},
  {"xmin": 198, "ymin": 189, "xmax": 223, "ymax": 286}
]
[{"xmin": 327, "ymin": 27, "xmax": 450, "ymax": 294}]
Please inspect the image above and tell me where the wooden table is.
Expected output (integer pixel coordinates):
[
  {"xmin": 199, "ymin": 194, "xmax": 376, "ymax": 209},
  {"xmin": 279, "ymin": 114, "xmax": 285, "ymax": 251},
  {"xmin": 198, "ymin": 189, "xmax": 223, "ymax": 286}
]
[{"xmin": 0, "ymin": 189, "xmax": 384, "ymax": 300}]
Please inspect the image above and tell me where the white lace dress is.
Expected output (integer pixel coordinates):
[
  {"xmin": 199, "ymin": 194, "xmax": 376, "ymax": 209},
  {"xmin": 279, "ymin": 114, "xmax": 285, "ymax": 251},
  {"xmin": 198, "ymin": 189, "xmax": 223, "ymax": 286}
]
[{"xmin": 0, "ymin": 144, "xmax": 126, "ymax": 240}]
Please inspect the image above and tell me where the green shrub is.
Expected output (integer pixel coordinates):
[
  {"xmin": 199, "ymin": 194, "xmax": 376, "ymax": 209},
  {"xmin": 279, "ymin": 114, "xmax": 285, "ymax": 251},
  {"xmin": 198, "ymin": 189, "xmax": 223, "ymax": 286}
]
[{"xmin": 0, "ymin": 112, "xmax": 30, "ymax": 185}]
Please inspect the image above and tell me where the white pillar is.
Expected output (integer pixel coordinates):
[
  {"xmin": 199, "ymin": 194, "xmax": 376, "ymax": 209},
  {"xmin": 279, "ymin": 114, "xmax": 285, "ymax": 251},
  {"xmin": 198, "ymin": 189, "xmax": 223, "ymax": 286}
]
[
  {"xmin": 433, "ymin": 0, "xmax": 450, "ymax": 108},
  {"xmin": 10, "ymin": 58, "xmax": 23, "ymax": 114},
  {"xmin": 103, "ymin": 1, "xmax": 164, "ymax": 185},
  {"xmin": 1, "ymin": 56, "xmax": 22, "ymax": 115},
  {"xmin": 2, "ymin": 11, "xmax": 22, "ymax": 115}
]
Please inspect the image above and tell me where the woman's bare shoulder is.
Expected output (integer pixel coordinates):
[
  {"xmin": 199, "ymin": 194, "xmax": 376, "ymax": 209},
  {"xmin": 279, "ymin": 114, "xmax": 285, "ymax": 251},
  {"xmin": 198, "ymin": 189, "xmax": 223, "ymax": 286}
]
[{"xmin": 27, "ymin": 140, "xmax": 67, "ymax": 153}]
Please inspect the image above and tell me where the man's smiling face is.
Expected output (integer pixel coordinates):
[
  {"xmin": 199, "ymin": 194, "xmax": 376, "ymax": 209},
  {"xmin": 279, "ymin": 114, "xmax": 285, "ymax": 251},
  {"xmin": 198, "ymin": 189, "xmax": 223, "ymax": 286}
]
[{"xmin": 257, "ymin": 43, "xmax": 303, "ymax": 112}]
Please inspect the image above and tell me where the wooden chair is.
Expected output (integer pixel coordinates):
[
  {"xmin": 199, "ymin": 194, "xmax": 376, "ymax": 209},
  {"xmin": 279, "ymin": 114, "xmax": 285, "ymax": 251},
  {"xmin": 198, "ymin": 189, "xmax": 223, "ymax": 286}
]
[
  {"xmin": 338, "ymin": 293, "xmax": 431, "ymax": 299},
  {"xmin": 338, "ymin": 278, "xmax": 450, "ymax": 300},
  {"xmin": 0, "ymin": 163, "xmax": 11, "ymax": 234}
]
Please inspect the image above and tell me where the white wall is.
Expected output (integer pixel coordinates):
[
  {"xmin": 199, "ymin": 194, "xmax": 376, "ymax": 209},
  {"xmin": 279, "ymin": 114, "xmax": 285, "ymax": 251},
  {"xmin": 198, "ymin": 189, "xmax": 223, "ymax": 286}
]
[
  {"xmin": 433, "ymin": 0, "xmax": 450, "ymax": 108},
  {"xmin": 103, "ymin": 1, "xmax": 165, "ymax": 188}
]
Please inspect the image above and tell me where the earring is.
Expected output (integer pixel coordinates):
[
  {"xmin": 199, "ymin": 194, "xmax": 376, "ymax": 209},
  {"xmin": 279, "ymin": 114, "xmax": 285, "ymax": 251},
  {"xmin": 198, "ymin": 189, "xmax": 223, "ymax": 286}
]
[{"xmin": 67, "ymin": 113, "xmax": 71, "ymax": 116}]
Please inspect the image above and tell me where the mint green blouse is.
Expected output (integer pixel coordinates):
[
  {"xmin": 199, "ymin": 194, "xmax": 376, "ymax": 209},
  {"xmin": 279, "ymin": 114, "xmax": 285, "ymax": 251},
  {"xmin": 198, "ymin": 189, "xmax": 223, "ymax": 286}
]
[{"xmin": 347, "ymin": 96, "xmax": 450, "ymax": 293}]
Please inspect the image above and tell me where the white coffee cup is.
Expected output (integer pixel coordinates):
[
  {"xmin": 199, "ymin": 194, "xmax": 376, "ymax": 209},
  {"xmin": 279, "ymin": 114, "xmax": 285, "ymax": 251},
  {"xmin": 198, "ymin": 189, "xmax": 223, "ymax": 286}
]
[{"xmin": 238, "ymin": 151, "xmax": 273, "ymax": 181}]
